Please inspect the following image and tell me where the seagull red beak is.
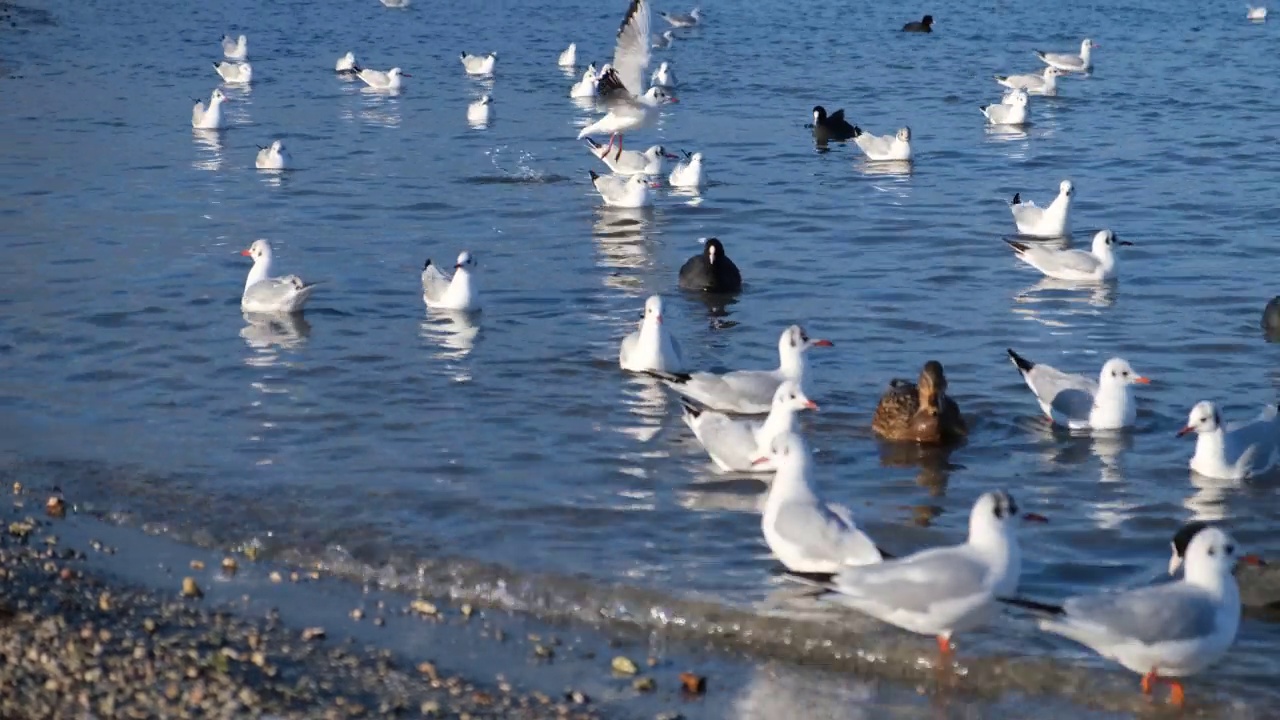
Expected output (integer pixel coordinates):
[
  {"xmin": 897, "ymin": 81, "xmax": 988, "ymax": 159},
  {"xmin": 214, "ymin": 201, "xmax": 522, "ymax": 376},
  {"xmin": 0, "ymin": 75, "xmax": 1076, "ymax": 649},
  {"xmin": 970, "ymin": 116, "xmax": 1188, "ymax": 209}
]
[
  {"xmin": 804, "ymin": 400, "xmax": 819, "ymax": 410},
  {"xmin": 1133, "ymin": 376, "xmax": 1151, "ymax": 384},
  {"xmin": 454, "ymin": 263, "xmax": 462, "ymax": 269},
  {"xmin": 649, "ymin": 182, "xmax": 661, "ymax": 188},
  {"xmin": 809, "ymin": 339, "xmax": 834, "ymax": 347},
  {"xmin": 1176, "ymin": 426, "xmax": 1194, "ymax": 438},
  {"xmin": 1241, "ymin": 554, "xmax": 1267, "ymax": 567},
  {"xmin": 667, "ymin": 97, "xmax": 679, "ymax": 103},
  {"xmin": 240, "ymin": 249, "xmax": 252, "ymax": 256},
  {"xmin": 1022, "ymin": 512, "xmax": 1049, "ymax": 523},
  {"xmin": 750, "ymin": 456, "xmax": 769, "ymax": 466}
]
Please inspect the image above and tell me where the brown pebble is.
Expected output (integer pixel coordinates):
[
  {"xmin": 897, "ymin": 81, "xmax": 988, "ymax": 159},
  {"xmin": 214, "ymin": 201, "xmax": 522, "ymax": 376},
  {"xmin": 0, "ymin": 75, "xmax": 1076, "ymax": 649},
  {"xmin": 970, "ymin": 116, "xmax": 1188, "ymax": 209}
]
[
  {"xmin": 611, "ymin": 656, "xmax": 638, "ymax": 675},
  {"xmin": 350, "ymin": 608, "xmax": 364, "ymax": 621},
  {"xmin": 221, "ymin": 557, "xmax": 238, "ymax": 575},
  {"xmin": 290, "ymin": 571, "xmax": 300, "ymax": 583},
  {"xmin": 533, "ymin": 644, "xmax": 554, "ymax": 659},
  {"xmin": 301, "ymin": 627, "xmax": 326, "ymax": 641},
  {"xmin": 417, "ymin": 662, "xmax": 439, "ymax": 682},
  {"xmin": 567, "ymin": 690, "xmax": 589, "ymax": 705},
  {"xmin": 410, "ymin": 599, "xmax": 438, "ymax": 616},
  {"xmin": 189, "ymin": 560, "xmax": 205, "ymax": 571},
  {"xmin": 59, "ymin": 567, "xmax": 73, "ymax": 581},
  {"xmin": 679, "ymin": 672, "xmax": 706, "ymax": 695},
  {"xmin": 373, "ymin": 617, "xmax": 385, "ymax": 627},
  {"xmin": 143, "ymin": 618, "xmax": 157, "ymax": 634},
  {"xmin": 269, "ymin": 571, "xmax": 282, "ymax": 583},
  {"xmin": 181, "ymin": 577, "xmax": 202, "ymax": 599},
  {"xmin": 45, "ymin": 496, "xmax": 66, "ymax": 518},
  {"xmin": 98, "ymin": 592, "xmax": 111, "ymax": 612},
  {"xmin": 12, "ymin": 482, "xmax": 21, "ymax": 494},
  {"xmin": 632, "ymin": 677, "xmax": 656, "ymax": 692}
]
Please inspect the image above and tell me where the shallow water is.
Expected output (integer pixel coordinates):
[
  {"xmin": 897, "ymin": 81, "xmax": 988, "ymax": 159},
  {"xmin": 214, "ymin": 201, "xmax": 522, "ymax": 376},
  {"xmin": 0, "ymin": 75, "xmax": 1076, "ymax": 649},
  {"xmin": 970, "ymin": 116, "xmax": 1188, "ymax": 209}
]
[{"xmin": 4, "ymin": 0, "xmax": 1280, "ymax": 713}]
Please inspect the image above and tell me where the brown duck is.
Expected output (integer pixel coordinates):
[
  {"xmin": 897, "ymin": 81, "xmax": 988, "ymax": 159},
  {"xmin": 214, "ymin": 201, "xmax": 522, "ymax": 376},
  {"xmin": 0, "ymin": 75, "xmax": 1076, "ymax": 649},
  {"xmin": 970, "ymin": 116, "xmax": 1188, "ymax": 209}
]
[{"xmin": 872, "ymin": 361, "xmax": 967, "ymax": 444}]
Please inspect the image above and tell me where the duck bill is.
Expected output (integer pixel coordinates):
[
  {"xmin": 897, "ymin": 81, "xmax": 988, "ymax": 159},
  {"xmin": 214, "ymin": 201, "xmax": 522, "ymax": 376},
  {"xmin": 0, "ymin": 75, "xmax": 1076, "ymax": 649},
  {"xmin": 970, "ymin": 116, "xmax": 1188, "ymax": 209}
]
[{"xmin": 1022, "ymin": 512, "xmax": 1049, "ymax": 524}]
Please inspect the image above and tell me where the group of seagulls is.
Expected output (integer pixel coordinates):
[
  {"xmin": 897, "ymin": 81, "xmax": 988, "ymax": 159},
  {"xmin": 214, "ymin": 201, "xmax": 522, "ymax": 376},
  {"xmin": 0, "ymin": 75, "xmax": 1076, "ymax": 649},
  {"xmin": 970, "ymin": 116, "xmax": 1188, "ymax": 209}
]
[{"xmin": 199, "ymin": 0, "xmax": 1280, "ymax": 709}]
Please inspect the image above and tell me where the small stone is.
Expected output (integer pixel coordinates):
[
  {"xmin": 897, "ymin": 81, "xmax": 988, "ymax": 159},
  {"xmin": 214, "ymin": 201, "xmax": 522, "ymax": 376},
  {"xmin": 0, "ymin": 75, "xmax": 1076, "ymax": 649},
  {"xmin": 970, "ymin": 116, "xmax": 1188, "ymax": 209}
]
[
  {"xmin": 655, "ymin": 713, "xmax": 684, "ymax": 720},
  {"xmin": 410, "ymin": 599, "xmax": 438, "ymax": 616},
  {"xmin": 189, "ymin": 560, "xmax": 205, "ymax": 571},
  {"xmin": 143, "ymin": 618, "xmax": 157, "ymax": 634},
  {"xmin": 373, "ymin": 617, "xmax": 385, "ymax": 627},
  {"xmin": 12, "ymin": 482, "xmax": 21, "ymax": 494},
  {"xmin": 420, "ymin": 700, "xmax": 441, "ymax": 717},
  {"xmin": 269, "ymin": 571, "xmax": 282, "ymax": 583},
  {"xmin": 251, "ymin": 651, "xmax": 266, "ymax": 667},
  {"xmin": 221, "ymin": 557, "xmax": 238, "ymax": 575},
  {"xmin": 611, "ymin": 656, "xmax": 638, "ymax": 676},
  {"xmin": 181, "ymin": 577, "xmax": 202, "ymax": 598},
  {"xmin": 7, "ymin": 521, "xmax": 32, "ymax": 539},
  {"xmin": 350, "ymin": 608, "xmax": 364, "ymax": 621},
  {"xmin": 59, "ymin": 567, "xmax": 73, "ymax": 581},
  {"xmin": 632, "ymin": 677, "xmax": 656, "ymax": 693},
  {"xmin": 45, "ymin": 496, "xmax": 66, "ymax": 518},
  {"xmin": 164, "ymin": 682, "xmax": 180, "ymax": 700},
  {"xmin": 566, "ymin": 690, "xmax": 589, "ymax": 705},
  {"xmin": 679, "ymin": 672, "xmax": 706, "ymax": 695},
  {"xmin": 460, "ymin": 603, "xmax": 473, "ymax": 618},
  {"xmin": 533, "ymin": 644, "xmax": 554, "ymax": 659},
  {"xmin": 647, "ymin": 656, "xmax": 659, "ymax": 667},
  {"xmin": 301, "ymin": 627, "xmax": 326, "ymax": 641},
  {"xmin": 417, "ymin": 662, "xmax": 439, "ymax": 682},
  {"xmin": 290, "ymin": 571, "xmax": 300, "ymax": 583},
  {"xmin": 98, "ymin": 593, "xmax": 112, "ymax": 612},
  {"xmin": 244, "ymin": 545, "xmax": 259, "ymax": 561}
]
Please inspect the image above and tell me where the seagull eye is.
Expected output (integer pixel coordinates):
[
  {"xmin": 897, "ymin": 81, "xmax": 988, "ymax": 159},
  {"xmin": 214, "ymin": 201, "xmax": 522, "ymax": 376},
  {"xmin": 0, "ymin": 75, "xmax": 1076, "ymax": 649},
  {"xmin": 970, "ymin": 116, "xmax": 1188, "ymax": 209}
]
[
  {"xmin": 1226, "ymin": 544, "xmax": 1236, "ymax": 555},
  {"xmin": 1208, "ymin": 548, "xmax": 1216, "ymax": 557}
]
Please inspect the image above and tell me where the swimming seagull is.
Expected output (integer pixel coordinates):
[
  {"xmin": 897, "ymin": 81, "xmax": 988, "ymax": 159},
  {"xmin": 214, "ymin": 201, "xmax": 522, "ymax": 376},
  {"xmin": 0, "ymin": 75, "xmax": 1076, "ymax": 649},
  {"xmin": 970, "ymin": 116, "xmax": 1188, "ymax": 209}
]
[
  {"xmin": 810, "ymin": 106, "xmax": 856, "ymax": 142},
  {"xmin": 661, "ymin": 7, "xmax": 702, "ymax": 26},
  {"xmin": 647, "ymin": 325, "xmax": 833, "ymax": 415},
  {"xmin": 1004, "ymin": 229, "xmax": 1131, "ymax": 282},
  {"xmin": 808, "ymin": 491, "xmax": 1045, "ymax": 656},
  {"xmin": 902, "ymin": 14, "xmax": 933, "ymax": 32},
  {"xmin": 241, "ymin": 239, "xmax": 316, "ymax": 314},
  {"xmin": 651, "ymin": 60, "xmax": 677, "ymax": 88},
  {"xmin": 678, "ymin": 237, "xmax": 740, "ymax": 292},
  {"xmin": 213, "ymin": 61, "xmax": 252, "ymax": 84},
  {"xmin": 668, "ymin": 150, "xmax": 704, "ymax": 188},
  {"xmin": 421, "ymin": 251, "xmax": 479, "ymax": 311},
  {"xmin": 578, "ymin": 0, "xmax": 680, "ymax": 160},
  {"xmin": 756, "ymin": 432, "xmax": 884, "ymax": 577},
  {"xmin": 851, "ymin": 126, "xmax": 912, "ymax": 161},
  {"xmin": 467, "ymin": 95, "xmax": 493, "ymax": 125},
  {"xmin": 380, "ymin": 0, "xmax": 410, "ymax": 7},
  {"xmin": 682, "ymin": 383, "xmax": 813, "ymax": 473},
  {"xmin": 460, "ymin": 51, "xmax": 497, "ymax": 75},
  {"xmin": 1004, "ymin": 526, "xmax": 1248, "ymax": 708},
  {"xmin": 981, "ymin": 88, "xmax": 1028, "ymax": 125},
  {"xmin": 995, "ymin": 67, "xmax": 1063, "ymax": 96},
  {"xmin": 619, "ymin": 295, "xmax": 685, "ymax": 373},
  {"xmin": 1248, "ymin": 6, "xmax": 1268, "ymax": 20},
  {"xmin": 1178, "ymin": 401, "xmax": 1280, "ymax": 480},
  {"xmin": 353, "ymin": 66, "xmax": 410, "ymax": 91},
  {"xmin": 222, "ymin": 34, "xmax": 247, "ymax": 61},
  {"xmin": 588, "ymin": 170, "xmax": 655, "ymax": 208},
  {"xmin": 584, "ymin": 140, "xmax": 676, "ymax": 175},
  {"xmin": 335, "ymin": 52, "xmax": 357, "ymax": 73},
  {"xmin": 570, "ymin": 64, "xmax": 599, "ymax": 97},
  {"xmin": 191, "ymin": 89, "xmax": 227, "ymax": 130},
  {"xmin": 255, "ymin": 140, "xmax": 289, "ymax": 170},
  {"xmin": 1006, "ymin": 349, "xmax": 1150, "ymax": 430},
  {"xmin": 653, "ymin": 30, "xmax": 676, "ymax": 48},
  {"xmin": 1009, "ymin": 180, "xmax": 1073, "ymax": 238},
  {"xmin": 1036, "ymin": 38, "xmax": 1096, "ymax": 73},
  {"xmin": 558, "ymin": 43, "xmax": 577, "ymax": 66}
]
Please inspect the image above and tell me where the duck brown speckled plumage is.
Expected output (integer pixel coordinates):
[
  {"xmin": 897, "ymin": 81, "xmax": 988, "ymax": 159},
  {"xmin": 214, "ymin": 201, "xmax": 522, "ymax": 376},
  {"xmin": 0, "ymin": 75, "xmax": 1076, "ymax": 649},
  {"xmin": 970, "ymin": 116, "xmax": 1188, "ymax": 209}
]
[{"xmin": 872, "ymin": 360, "xmax": 967, "ymax": 444}]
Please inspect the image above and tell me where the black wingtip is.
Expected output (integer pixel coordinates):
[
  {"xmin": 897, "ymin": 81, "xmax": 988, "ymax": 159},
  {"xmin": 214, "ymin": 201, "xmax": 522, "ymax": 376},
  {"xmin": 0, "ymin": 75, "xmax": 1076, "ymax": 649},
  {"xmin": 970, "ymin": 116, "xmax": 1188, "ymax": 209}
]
[
  {"xmin": 850, "ymin": 126, "xmax": 862, "ymax": 138},
  {"xmin": 1004, "ymin": 238, "xmax": 1029, "ymax": 253},
  {"xmin": 619, "ymin": 0, "xmax": 644, "ymax": 38},
  {"xmin": 1010, "ymin": 192, "xmax": 1022, "ymax": 205},
  {"xmin": 644, "ymin": 369, "xmax": 691, "ymax": 384},
  {"xmin": 212, "ymin": 61, "xmax": 219, "ymax": 69},
  {"xmin": 588, "ymin": 170, "xmax": 600, "ymax": 182},
  {"xmin": 783, "ymin": 570, "xmax": 836, "ymax": 584},
  {"xmin": 584, "ymin": 137, "xmax": 600, "ymax": 150},
  {"xmin": 998, "ymin": 596, "xmax": 1065, "ymax": 615},
  {"xmin": 1007, "ymin": 348, "xmax": 1035, "ymax": 373},
  {"xmin": 679, "ymin": 397, "xmax": 703, "ymax": 419},
  {"xmin": 423, "ymin": 258, "xmax": 432, "ymax": 270},
  {"xmin": 875, "ymin": 545, "xmax": 896, "ymax": 561}
]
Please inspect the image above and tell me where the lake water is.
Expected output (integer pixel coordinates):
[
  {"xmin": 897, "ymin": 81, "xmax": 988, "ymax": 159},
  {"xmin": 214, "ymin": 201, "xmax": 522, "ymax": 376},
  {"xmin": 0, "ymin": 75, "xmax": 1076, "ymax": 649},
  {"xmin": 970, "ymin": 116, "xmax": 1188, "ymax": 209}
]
[{"xmin": 4, "ymin": 0, "xmax": 1280, "ymax": 714}]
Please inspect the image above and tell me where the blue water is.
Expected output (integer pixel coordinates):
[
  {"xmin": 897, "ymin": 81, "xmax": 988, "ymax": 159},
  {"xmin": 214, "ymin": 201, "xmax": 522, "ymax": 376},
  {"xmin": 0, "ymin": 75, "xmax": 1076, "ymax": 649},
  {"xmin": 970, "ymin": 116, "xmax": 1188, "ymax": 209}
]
[{"xmin": 4, "ymin": 0, "xmax": 1280, "ymax": 713}]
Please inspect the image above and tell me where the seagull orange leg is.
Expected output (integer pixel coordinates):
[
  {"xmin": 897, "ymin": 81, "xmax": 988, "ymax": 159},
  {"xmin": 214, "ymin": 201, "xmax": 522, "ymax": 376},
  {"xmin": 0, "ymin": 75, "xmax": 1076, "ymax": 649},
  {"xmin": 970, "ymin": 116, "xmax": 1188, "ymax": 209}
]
[
  {"xmin": 936, "ymin": 635, "xmax": 952, "ymax": 656},
  {"xmin": 599, "ymin": 134, "xmax": 616, "ymax": 157},
  {"xmin": 1169, "ymin": 680, "xmax": 1185, "ymax": 708},
  {"xmin": 1141, "ymin": 670, "xmax": 1156, "ymax": 696}
]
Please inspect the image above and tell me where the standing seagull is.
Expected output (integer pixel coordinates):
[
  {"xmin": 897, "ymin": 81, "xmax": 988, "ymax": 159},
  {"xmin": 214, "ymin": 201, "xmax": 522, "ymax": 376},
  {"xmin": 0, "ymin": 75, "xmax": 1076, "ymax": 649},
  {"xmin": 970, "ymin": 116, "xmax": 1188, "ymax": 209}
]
[
  {"xmin": 222, "ymin": 34, "xmax": 247, "ymax": 61},
  {"xmin": 1009, "ymin": 179, "xmax": 1074, "ymax": 237},
  {"xmin": 1178, "ymin": 401, "xmax": 1280, "ymax": 480},
  {"xmin": 1004, "ymin": 229, "xmax": 1131, "ymax": 282},
  {"xmin": 661, "ymin": 7, "xmax": 702, "ymax": 26},
  {"xmin": 619, "ymin": 295, "xmax": 685, "ymax": 373},
  {"xmin": 1006, "ymin": 349, "xmax": 1149, "ymax": 430},
  {"xmin": 678, "ymin": 237, "xmax": 741, "ymax": 292},
  {"xmin": 578, "ymin": 0, "xmax": 679, "ymax": 160},
  {"xmin": 241, "ymin": 240, "xmax": 316, "ymax": 314},
  {"xmin": 421, "ymin": 252, "xmax": 479, "ymax": 311},
  {"xmin": 1036, "ymin": 39, "xmax": 1096, "ymax": 73}
]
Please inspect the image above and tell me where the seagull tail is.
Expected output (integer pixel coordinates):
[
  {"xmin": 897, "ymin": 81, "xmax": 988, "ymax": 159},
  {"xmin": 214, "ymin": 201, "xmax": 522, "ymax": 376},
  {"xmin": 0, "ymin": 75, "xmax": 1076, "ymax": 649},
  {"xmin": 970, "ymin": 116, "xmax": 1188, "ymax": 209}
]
[
  {"xmin": 1004, "ymin": 238, "xmax": 1030, "ymax": 253},
  {"xmin": 1007, "ymin": 348, "xmax": 1035, "ymax": 374},
  {"xmin": 678, "ymin": 397, "xmax": 703, "ymax": 420},
  {"xmin": 423, "ymin": 258, "xmax": 433, "ymax": 270},
  {"xmin": 1010, "ymin": 192, "xmax": 1022, "ymax": 205},
  {"xmin": 1034, "ymin": 50, "xmax": 1048, "ymax": 60},
  {"xmin": 644, "ymin": 369, "xmax": 691, "ymax": 385},
  {"xmin": 588, "ymin": 170, "xmax": 600, "ymax": 182},
  {"xmin": 997, "ymin": 595, "xmax": 1065, "ymax": 616},
  {"xmin": 583, "ymin": 137, "xmax": 602, "ymax": 151}
]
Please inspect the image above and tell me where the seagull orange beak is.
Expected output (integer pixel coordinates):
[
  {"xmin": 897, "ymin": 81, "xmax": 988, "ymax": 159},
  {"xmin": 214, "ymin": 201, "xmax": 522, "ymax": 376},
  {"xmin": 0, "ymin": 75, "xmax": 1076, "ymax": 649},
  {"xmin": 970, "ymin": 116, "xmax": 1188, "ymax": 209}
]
[
  {"xmin": 810, "ymin": 339, "xmax": 834, "ymax": 347},
  {"xmin": 240, "ymin": 249, "xmax": 252, "ymax": 256},
  {"xmin": 1133, "ymin": 376, "xmax": 1151, "ymax": 384},
  {"xmin": 1176, "ymin": 426, "xmax": 1194, "ymax": 438},
  {"xmin": 1023, "ymin": 512, "xmax": 1049, "ymax": 523},
  {"xmin": 750, "ymin": 455, "xmax": 769, "ymax": 466},
  {"xmin": 804, "ymin": 400, "xmax": 819, "ymax": 410},
  {"xmin": 1241, "ymin": 554, "xmax": 1267, "ymax": 567}
]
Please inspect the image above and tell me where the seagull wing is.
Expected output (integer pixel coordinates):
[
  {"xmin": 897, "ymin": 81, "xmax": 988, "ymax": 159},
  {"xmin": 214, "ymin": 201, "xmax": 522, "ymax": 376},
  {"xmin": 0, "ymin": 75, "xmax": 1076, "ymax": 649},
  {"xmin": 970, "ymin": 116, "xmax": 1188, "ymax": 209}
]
[{"xmin": 611, "ymin": 0, "xmax": 651, "ymax": 95}]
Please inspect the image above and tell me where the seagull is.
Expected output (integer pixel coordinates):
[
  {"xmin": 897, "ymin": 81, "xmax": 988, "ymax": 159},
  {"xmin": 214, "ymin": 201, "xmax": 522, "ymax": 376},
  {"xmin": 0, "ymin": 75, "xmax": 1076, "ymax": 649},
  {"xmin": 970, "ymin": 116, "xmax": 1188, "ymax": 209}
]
[
  {"xmin": 1168, "ymin": 522, "xmax": 1267, "ymax": 576},
  {"xmin": 660, "ymin": 7, "xmax": 702, "ymax": 26},
  {"xmin": 902, "ymin": 14, "xmax": 933, "ymax": 32},
  {"xmin": 213, "ymin": 61, "xmax": 252, "ymax": 84},
  {"xmin": 851, "ymin": 126, "xmax": 912, "ymax": 161},
  {"xmin": 578, "ymin": 0, "xmax": 679, "ymax": 160},
  {"xmin": 335, "ymin": 52, "xmax": 358, "ymax": 74},
  {"xmin": 1004, "ymin": 526, "xmax": 1247, "ymax": 708},
  {"xmin": 1006, "ymin": 349, "xmax": 1150, "ymax": 430},
  {"xmin": 653, "ymin": 29, "xmax": 676, "ymax": 48},
  {"xmin": 651, "ymin": 60, "xmax": 677, "ymax": 87},
  {"xmin": 682, "ymin": 383, "xmax": 814, "ymax": 473},
  {"xmin": 380, "ymin": 0, "xmax": 410, "ymax": 7},
  {"xmin": 810, "ymin": 106, "xmax": 856, "ymax": 143},
  {"xmin": 678, "ymin": 237, "xmax": 740, "ymax": 293},
  {"xmin": 981, "ymin": 88, "xmax": 1028, "ymax": 125},
  {"xmin": 1009, "ymin": 179, "xmax": 1073, "ymax": 238},
  {"xmin": 1004, "ymin": 229, "xmax": 1131, "ymax": 282},
  {"xmin": 467, "ymin": 95, "xmax": 493, "ymax": 125},
  {"xmin": 588, "ymin": 170, "xmax": 655, "ymax": 208},
  {"xmin": 584, "ymin": 139, "xmax": 676, "ymax": 175},
  {"xmin": 570, "ymin": 64, "xmax": 599, "ymax": 97},
  {"xmin": 756, "ymin": 432, "xmax": 883, "ymax": 577},
  {"xmin": 255, "ymin": 140, "xmax": 289, "ymax": 170},
  {"xmin": 354, "ymin": 66, "xmax": 410, "ymax": 91},
  {"xmin": 668, "ymin": 151, "xmax": 704, "ymax": 188},
  {"xmin": 995, "ymin": 67, "xmax": 1063, "ymax": 96},
  {"xmin": 558, "ymin": 43, "xmax": 577, "ymax": 67},
  {"xmin": 222, "ymin": 34, "xmax": 247, "ymax": 61},
  {"xmin": 191, "ymin": 89, "xmax": 227, "ymax": 130},
  {"xmin": 421, "ymin": 252, "xmax": 479, "ymax": 311},
  {"xmin": 460, "ymin": 51, "xmax": 497, "ymax": 75},
  {"xmin": 810, "ymin": 491, "xmax": 1045, "ymax": 656},
  {"xmin": 1248, "ymin": 6, "xmax": 1268, "ymax": 20},
  {"xmin": 1036, "ymin": 38, "xmax": 1096, "ymax": 73},
  {"xmin": 619, "ymin": 295, "xmax": 685, "ymax": 373},
  {"xmin": 647, "ymin": 325, "xmax": 833, "ymax": 415},
  {"xmin": 241, "ymin": 240, "xmax": 315, "ymax": 314},
  {"xmin": 1178, "ymin": 401, "xmax": 1280, "ymax": 480}
]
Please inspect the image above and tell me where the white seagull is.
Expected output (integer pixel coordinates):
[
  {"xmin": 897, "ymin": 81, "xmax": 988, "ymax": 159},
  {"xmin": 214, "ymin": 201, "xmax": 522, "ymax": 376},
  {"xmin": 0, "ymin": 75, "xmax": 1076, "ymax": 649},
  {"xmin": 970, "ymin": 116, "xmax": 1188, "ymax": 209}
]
[
  {"xmin": 851, "ymin": 126, "xmax": 912, "ymax": 161},
  {"xmin": 222, "ymin": 34, "xmax": 247, "ymax": 61},
  {"xmin": 570, "ymin": 64, "xmax": 599, "ymax": 97},
  {"xmin": 354, "ymin": 66, "xmax": 410, "ymax": 91},
  {"xmin": 648, "ymin": 325, "xmax": 833, "ymax": 415},
  {"xmin": 1178, "ymin": 401, "xmax": 1280, "ymax": 480},
  {"xmin": 814, "ymin": 491, "xmax": 1045, "ymax": 656},
  {"xmin": 421, "ymin": 252, "xmax": 479, "ymax": 311},
  {"xmin": 668, "ymin": 151, "xmax": 704, "ymax": 188},
  {"xmin": 619, "ymin": 295, "xmax": 685, "ymax": 373},
  {"xmin": 1009, "ymin": 179, "xmax": 1074, "ymax": 238},
  {"xmin": 460, "ymin": 51, "xmax": 497, "ymax": 75},
  {"xmin": 653, "ymin": 30, "xmax": 676, "ymax": 48},
  {"xmin": 1004, "ymin": 229, "xmax": 1132, "ymax": 282},
  {"xmin": 335, "ymin": 52, "xmax": 357, "ymax": 73},
  {"xmin": 1006, "ymin": 349, "xmax": 1150, "ymax": 430},
  {"xmin": 756, "ymin": 432, "xmax": 883, "ymax": 576},
  {"xmin": 1248, "ymin": 6, "xmax": 1268, "ymax": 20},
  {"xmin": 651, "ymin": 60, "xmax": 677, "ymax": 87},
  {"xmin": 213, "ymin": 61, "xmax": 252, "ymax": 84},
  {"xmin": 578, "ymin": 0, "xmax": 679, "ymax": 160},
  {"xmin": 255, "ymin": 140, "xmax": 289, "ymax": 170},
  {"xmin": 661, "ymin": 7, "xmax": 702, "ymax": 26},
  {"xmin": 995, "ymin": 67, "xmax": 1063, "ymax": 96},
  {"xmin": 584, "ymin": 139, "xmax": 676, "ymax": 175},
  {"xmin": 558, "ymin": 43, "xmax": 577, "ymax": 67},
  {"xmin": 241, "ymin": 240, "xmax": 316, "ymax": 314},
  {"xmin": 467, "ymin": 95, "xmax": 493, "ymax": 125},
  {"xmin": 1036, "ymin": 38, "xmax": 1096, "ymax": 73},
  {"xmin": 588, "ymin": 171, "xmax": 655, "ymax": 208},
  {"xmin": 191, "ymin": 89, "xmax": 227, "ymax": 130},
  {"xmin": 981, "ymin": 88, "xmax": 1029, "ymax": 126},
  {"xmin": 1007, "ymin": 526, "xmax": 1247, "ymax": 708},
  {"xmin": 681, "ymin": 381, "xmax": 816, "ymax": 473}
]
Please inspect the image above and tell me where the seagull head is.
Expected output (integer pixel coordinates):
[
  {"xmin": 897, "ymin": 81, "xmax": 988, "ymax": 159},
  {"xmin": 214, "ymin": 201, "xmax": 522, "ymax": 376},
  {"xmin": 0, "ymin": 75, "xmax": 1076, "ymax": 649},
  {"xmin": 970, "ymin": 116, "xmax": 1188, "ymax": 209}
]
[
  {"xmin": 772, "ymin": 380, "xmax": 818, "ymax": 412},
  {"xmin": 388, "ymin": 67, "xmax": 411, "ymax": 78},
  {"xmin": 1098, "ymin": 358, "xmax": 1150, "ymax": 388},
  {"xmin": 970, "ymin": 490, "xmax": 1048, "ymax": 544},
  {"xmin": 241, "ymin": 238, "xmax": 273, "ymax": 261},
  {"xmin": 643, "ymin": 87, "xmax": 678, "ymax": 105},
  {"xmin": 1059, "ymin": 179, "xmax": 1075, "ymax": 197},
  {"xmin": 211, "ymin": 89, "xmax": 227, "ymax": 104},
  {"xmin": 1092, "ymin": 229, "xmax": 1132, "ymax": 255},
  {"xmin": 897, "ymin": 127, "xmax": 912, "ymax": 142},
  {"xmin": 1182, "ymin": 527, "xmax": 1249, "ymax": 587},
  {"xmin": 1177, "ymin": 401, "xmax": 1222, "ymax": 438},
  {"xmin": 779, "ymin": 325, "xmax": 833, "ymax": 359},
  {"xmin": 647, "ymin": 145, "xmax": 678, "ymax": 160},
  {"xmin": 454, "ymin": 251, "xmax": 476, "ymax": 271},
  {"xmin": 1169, "ymin": 522, "xmax": 1265, "ymax": 575},
  {"xmin": 270, "ymin": 139, "xmax": 285, "ymax": 154},
  {"xmin": 643, "ymin": 295, "xmax": 664, "ymax": 324}
]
